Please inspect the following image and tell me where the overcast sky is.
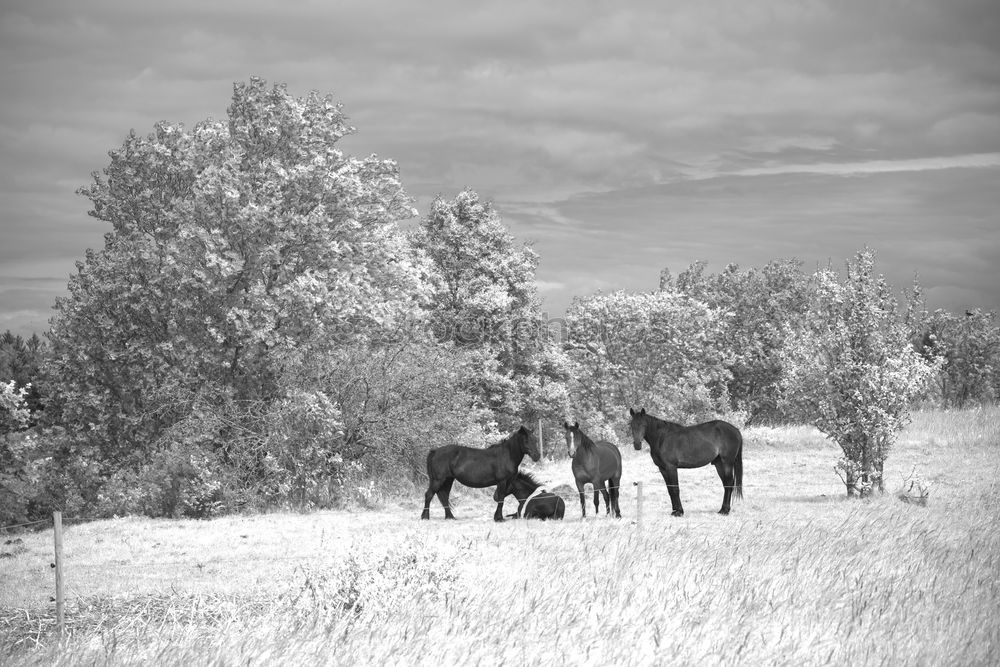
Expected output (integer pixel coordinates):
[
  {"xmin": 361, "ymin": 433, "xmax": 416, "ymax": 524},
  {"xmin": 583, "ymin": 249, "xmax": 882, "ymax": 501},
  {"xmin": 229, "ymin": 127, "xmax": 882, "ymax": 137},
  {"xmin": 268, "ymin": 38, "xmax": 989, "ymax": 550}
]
[{"xmin": 2, "ymin": 0, "xmax": 998, "ymax": 337}]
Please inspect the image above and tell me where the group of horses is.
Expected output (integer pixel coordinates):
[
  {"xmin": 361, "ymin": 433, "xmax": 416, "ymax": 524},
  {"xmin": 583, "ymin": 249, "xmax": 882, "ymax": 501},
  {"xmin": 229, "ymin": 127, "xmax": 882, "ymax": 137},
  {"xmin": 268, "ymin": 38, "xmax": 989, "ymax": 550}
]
[{"xmin": 420, "ymin": 408, "xmax": 744, "ymax": 522}]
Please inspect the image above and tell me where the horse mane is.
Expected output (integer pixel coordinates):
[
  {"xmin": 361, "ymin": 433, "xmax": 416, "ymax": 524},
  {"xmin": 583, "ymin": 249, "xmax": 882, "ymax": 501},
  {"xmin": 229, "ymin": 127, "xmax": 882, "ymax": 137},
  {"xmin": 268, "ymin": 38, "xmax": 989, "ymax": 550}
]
[
  {"xmin": 577, "ymin": 428, "xmax": 597, "ymax": 449},
  {"xmin": 643, "ymin": 412, "xmax": 683, "ymax": 431},
  {"xmin": 487, "ymin": 427, "xmax": 527, "ymax": 449},
  {"xmin": 515, "ymin": 470, "xmax": 543, "ymax": 489}
]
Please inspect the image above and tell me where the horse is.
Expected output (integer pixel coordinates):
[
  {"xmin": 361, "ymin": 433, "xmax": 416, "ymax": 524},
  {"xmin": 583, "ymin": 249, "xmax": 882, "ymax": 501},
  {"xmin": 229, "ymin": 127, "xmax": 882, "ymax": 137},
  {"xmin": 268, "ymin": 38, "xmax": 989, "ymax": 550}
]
[
  {"xmin": 506, "ymin": 471, "xmax": 566, "ymax": 520},
  {"xmin": 421, "ymin": 425, "xmax": 540, "ymax": 522},
  {"xmin": 563, "ymin": 421, "xmax": 623, "ymax": 518},
  {"xmin": 628, "ymin": 408, "xmax": 743, "ymax": 516}
]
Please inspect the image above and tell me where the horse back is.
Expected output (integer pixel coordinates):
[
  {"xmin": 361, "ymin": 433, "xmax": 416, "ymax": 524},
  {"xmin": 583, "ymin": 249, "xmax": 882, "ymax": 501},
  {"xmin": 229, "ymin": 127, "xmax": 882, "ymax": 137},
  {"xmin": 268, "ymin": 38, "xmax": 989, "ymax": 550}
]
[
  {"xmin": 427, "ymin": 443, "xmax": 516, "ymax": 488},
  {"xmin": 683, "ymin": 420, "xmax": 743, "ymax": 459},
  {"xmin": 702, "ymin": 420, "xmax": 743, "ymax": 451}
]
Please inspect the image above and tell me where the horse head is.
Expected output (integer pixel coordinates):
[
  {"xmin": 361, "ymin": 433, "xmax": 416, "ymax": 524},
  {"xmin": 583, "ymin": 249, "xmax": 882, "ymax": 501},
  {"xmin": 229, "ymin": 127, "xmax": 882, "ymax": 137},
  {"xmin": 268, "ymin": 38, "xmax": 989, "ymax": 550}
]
[
  {"xmin": 562, "ymin": 421, "xmax": 581, "ymax": 457},
  {"xmin": 628, "ymin": 407, "xmax": 647, "ymax": 450},
  {"xmin": 517, "ymin": 425, "xmax": 541, "ymax": 462}
]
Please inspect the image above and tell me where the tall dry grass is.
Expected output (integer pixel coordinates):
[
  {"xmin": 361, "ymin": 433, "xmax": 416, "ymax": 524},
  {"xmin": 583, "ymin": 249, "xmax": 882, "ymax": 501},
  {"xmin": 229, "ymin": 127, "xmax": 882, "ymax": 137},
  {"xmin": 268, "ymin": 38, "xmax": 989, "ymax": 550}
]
[{"xmin": 2, "ymin": 408, "xmax": 998, "ymax": 666}]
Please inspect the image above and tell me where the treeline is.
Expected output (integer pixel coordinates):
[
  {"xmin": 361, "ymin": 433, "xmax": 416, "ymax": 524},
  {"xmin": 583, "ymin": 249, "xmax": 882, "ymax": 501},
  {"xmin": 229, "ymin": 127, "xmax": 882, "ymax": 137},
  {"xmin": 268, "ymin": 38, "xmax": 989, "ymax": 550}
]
[{"xmin": 2, "ymin": 79, "xmax": 998, "ymax": 524}]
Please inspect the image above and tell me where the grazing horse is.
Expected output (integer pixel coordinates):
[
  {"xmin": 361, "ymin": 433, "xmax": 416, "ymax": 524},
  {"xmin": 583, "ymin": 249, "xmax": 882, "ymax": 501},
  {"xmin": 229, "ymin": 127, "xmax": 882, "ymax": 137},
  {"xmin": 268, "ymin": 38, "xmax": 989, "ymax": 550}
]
[
  {"xmin": 563, "ymin": 421, "xmax": 623, "ymax": 518},
  {"xmin": 628, "ymin": 408, "xmax": 743, "ymax": 516},
  {"xmin": 507, "ymin": 471, "xmax": 566, "ymax": 520},
  {"xmin": 421, "ymin": 426, "xmax": 540, "ymax": 522}
]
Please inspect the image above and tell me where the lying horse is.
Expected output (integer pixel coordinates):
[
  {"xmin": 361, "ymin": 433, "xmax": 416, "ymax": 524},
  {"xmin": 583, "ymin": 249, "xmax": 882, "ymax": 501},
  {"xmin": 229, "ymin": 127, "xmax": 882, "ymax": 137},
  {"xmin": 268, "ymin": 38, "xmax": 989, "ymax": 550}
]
[
  {"xmin": 421, "ymin": 426, "xmax": 540, "ymax": 522},
  {"xmin": 507, "ymin": 471, "xmax": 565, "ymax": 520},
  {"xmin": 628, "ymin": 408, "xmax": 743, "ymax": 516},
  {"xmin": 563, "ymin": 421, "xmax": 622, "ymax": 518}
]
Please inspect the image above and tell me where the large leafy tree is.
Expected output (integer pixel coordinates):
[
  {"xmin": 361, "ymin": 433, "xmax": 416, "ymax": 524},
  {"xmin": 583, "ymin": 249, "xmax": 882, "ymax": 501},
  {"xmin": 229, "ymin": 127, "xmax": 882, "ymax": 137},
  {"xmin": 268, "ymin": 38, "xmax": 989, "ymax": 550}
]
[
  {"xmin": 782, "ymin": 249, "xmax": 937, "ymax": 496},
  {"xmin": 43, "ymin": 78, "xmax": 434, "ymax": 478}
]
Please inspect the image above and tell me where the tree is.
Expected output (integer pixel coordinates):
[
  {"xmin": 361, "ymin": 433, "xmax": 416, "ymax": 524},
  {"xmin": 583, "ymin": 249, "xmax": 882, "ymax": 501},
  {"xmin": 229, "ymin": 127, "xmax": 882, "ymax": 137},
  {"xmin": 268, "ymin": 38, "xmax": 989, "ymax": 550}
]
[
  {"xmin": 665, "ymin": 260, "xmax": 811, "ymax": 423},
  {"xmin": 918, "ymin": 309, "xmax": 999, "ymax": 407},
  {"xmin": 411, "ymin": 190, "xmax": 567, "ymax": 427},
  {"xmin": 782, "ymin": 249, "xmax": 937, "ymax": 496},
  {"xmin": 41, "ymin": 78, "xmax": 435, "ymax": 507},
  {"xmin": 0, "ymin": 331, "xmax": 45, "ymax": 419},
  {"xmin": 564, "ymin": 289, "xmax": 732, "ymax": 432}
]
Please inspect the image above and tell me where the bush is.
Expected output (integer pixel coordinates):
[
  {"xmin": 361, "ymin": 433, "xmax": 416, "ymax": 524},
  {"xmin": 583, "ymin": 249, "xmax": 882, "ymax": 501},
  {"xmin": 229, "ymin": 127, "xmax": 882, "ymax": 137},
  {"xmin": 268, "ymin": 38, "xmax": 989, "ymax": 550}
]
[{"xmin": 94, "ymin": 442, "xmax": 234, "ymax": 519}]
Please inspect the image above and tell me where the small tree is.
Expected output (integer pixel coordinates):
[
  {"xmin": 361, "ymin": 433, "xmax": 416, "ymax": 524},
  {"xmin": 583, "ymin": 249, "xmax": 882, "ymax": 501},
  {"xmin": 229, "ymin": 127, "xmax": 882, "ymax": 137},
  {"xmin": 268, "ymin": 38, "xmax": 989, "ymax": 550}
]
[
  {"xmin": 1, "ymin": 380, "xmax": 34, "ymax": 524},
  {"xmin": 783, "ymin": 249, "xmax": 937, "ymax": 497},
  {"xmin": 411, "ymin": 189, "xmax": 567, "ymax": 427},
  {"xmin": 917, "ymin": 308, "xmax": 1000, "ymax": 407}
]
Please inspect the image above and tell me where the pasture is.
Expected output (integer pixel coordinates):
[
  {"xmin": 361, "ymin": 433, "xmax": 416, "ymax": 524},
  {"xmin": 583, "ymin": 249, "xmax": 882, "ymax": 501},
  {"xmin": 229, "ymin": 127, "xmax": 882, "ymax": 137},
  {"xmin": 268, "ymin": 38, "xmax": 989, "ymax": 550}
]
[{"xmin": 2, "ymin": 408, "xmax": 999, "ymax": 666}]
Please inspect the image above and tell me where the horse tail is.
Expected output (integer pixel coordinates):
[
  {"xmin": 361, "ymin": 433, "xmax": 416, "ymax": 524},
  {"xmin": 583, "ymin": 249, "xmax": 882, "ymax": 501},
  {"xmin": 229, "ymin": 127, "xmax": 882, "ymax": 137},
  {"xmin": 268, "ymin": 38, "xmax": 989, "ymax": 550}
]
[{"xmin": 734, "ymin": 434, "xmax": 744, "ymax": 500}]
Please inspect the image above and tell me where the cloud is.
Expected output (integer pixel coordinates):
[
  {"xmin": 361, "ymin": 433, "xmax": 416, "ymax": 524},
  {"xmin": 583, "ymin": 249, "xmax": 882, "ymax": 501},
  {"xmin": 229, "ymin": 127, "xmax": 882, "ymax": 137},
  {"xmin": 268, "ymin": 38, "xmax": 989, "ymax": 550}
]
[
  {"xmin": 1, "ymin": 0, "xmax": 999, "ymax": 332},
  {"xmin": 724, "ymin": 153, "xmax": 1000, "ymax": 178}
]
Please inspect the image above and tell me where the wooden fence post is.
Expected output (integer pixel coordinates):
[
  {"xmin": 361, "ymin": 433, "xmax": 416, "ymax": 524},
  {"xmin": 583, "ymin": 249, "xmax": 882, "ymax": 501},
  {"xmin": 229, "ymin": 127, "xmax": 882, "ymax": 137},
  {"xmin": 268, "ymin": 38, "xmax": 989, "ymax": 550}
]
[
  {"xmin": 52, "ymin": 511, "xmax": 64, "ymax": 637},
  {"xmin": 634, "ymin": 481, "xmax": 643, "ymax": 537}
]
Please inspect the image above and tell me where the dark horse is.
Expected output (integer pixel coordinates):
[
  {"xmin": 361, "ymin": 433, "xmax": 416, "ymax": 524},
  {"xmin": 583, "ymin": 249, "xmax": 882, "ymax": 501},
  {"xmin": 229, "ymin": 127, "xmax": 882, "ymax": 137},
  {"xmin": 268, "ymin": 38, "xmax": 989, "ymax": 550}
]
[
  {"xmin": 421, "ymin": 426, "xmax": 540, "ymax": 522},
  {"xmin": 628, "ymin": 408, "xmax": 743, "ymax": 516},
  {"xmin": 506, "ymin": 471, "xmax": 566, "ymax": 520},
  {"xmin": 563, "ymin": 421, "xmax": 623, "ymax": 518}
]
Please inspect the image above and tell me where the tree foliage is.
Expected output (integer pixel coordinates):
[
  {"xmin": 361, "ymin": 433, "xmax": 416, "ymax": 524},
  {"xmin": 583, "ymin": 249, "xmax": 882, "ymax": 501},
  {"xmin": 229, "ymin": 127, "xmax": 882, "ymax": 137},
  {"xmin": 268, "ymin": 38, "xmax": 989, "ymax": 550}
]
[
  {"xmin": 914, "ymin": 308, "xmax": 1000, "ymax": 407},
  {"xmin": 664, "ymin": 259, "xmax": 811, "ymax": 423},
  {"xmin": 782, "ymin": 249, "xmax": 937, "ymax": 496},
  {"xmin": 411, "ymin": 190, "xmax": 569, "ymax": 427},
  {"xmin": 0, "ymin": 331, "xmax": 44, "ymax": 420},
  {"xmin": 38, "ymin": 78, "xmax": 441, "ymax": 514},
  {"xmin": 564, "ymin": 289, "xmax": 732, "ymax": 434}
]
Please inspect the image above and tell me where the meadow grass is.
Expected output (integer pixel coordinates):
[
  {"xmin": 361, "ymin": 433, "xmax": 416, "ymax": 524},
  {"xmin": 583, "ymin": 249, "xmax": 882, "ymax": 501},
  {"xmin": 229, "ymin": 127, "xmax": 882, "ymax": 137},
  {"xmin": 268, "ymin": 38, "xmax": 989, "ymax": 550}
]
[{"xmin": 2, "ymin": 408, "xmax": 998, "ymax": 665}]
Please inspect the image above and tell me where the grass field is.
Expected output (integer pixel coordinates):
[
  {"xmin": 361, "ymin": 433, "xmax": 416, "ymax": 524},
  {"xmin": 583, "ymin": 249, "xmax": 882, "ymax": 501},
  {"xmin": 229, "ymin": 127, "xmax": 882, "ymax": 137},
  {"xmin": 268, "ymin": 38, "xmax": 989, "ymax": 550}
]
[{"xmin": 2, "ymin": 408, "xmax": 999, "ymax": 665}]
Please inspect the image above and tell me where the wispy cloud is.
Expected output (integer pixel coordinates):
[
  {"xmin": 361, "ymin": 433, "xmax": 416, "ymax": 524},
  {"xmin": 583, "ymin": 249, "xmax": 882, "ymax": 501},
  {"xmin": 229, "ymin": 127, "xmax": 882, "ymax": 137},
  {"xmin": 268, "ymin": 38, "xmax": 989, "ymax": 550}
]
[{"xmin": 724, "ymin": 153, "xmax": 1000, "ymax": 178}]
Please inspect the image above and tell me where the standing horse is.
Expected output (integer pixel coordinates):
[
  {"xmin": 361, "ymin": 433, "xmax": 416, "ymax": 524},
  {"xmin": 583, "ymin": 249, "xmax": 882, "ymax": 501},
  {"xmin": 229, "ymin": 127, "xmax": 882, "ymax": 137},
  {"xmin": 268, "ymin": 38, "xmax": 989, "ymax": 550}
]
[
  {"xmin": 628, "ymin": 408, "xmax": 743, "ymax": 516},
  {"xmin": 507, "ymin": 471, "xmax": 566, "ymax": 520},
  {"xmin": 563, "ymin": 422, "xmax": 623, "ymax": 518},
  {"xmin": 421, "ymin": 426, "xmax": 540, "ymax": 522}
]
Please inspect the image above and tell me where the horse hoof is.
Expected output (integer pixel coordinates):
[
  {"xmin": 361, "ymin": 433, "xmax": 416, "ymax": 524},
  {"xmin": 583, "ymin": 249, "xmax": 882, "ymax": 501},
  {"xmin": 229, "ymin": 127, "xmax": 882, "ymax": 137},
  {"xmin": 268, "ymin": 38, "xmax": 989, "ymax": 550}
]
[
  {"xmin": 671, "ymin": 510, "xmax": 684, "ymax": 517},
  {"xmin": 718, "ymin": 509, "xmax": 730, "ymax": 515}
]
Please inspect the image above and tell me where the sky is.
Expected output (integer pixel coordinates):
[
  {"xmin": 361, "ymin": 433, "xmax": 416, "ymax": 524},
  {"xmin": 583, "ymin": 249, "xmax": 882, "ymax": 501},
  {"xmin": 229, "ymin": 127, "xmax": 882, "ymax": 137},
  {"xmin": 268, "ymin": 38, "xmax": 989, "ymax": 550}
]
[{"xmin": 1, "ymin": 0, "xmax": 999, "ymax": 337}]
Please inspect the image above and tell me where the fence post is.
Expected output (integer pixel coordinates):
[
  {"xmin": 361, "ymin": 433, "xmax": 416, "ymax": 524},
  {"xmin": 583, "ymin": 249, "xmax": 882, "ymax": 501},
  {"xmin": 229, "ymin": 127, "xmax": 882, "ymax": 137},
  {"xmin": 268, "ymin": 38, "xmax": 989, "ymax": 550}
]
[
  {"xmin": 52, "ymin": 511, "xmax": 64, "ymax": 637},
  {"xmin": 634, "ymin": 482, "xmax": 643, "ymax": 537}
]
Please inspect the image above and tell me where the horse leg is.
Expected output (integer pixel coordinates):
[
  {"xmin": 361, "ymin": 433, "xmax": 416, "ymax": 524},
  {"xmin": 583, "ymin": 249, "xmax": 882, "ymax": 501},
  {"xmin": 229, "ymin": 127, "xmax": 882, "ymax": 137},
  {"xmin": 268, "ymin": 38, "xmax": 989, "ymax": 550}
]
[
  {"xmin": 422, "ymin": 479, "xmax": 441, "ymax": 520},
  {"xmin": 598, "ymin": 481, "xmax": 611, "ymax": 515},
  {"xmin": 610, "ymin": 476, "xmax": 622, "ymax": 518},
  {"xmin": 435, "ymin": 478, "xmax": 456, "ymax": 519},
  {"xmin": 714, "ymin": 460, "xmax": 735, "ymax": 515},
  {"xmin": 659, "ymin": 465, "xmax": 684, "ymax": 517},
  {"xmin": 576, "ymin": 480, "xmax": 587, "ymax": 518},
  {"xmin": 493, "ymin": 481, "xmax": 509, "ymax": 522}
]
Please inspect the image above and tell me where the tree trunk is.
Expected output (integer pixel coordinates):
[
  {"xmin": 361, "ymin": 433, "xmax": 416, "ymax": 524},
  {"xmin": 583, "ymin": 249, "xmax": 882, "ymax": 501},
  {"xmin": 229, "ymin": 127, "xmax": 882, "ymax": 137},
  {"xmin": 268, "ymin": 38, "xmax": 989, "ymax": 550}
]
[{"xmin": 844, "ymin": 469, "xmax": 858, "ymax": 497}]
